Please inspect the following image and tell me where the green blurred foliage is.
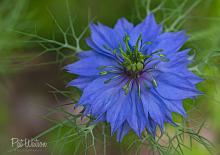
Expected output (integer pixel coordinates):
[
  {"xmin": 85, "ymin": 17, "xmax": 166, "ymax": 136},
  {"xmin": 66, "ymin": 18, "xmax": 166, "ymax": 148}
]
[{"xmin": 0, "ymin": 0, "xmax": 30, "ymax": 74}]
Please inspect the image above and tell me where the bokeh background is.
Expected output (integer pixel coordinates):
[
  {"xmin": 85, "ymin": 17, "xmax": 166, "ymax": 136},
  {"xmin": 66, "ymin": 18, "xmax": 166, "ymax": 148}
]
[{"xmin": 0, "ymin": 0, "xmax": 220, "ymax": 154}]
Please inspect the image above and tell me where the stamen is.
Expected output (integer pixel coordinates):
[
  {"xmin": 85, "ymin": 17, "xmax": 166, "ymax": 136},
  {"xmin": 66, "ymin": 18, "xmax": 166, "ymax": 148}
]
[
  {"xmin": 148, "ymin": 49, "xmax": 164, "ymax": 57},
  {"xmin": 152, "ymin": 78, "xmax": 158, "ymax": 87},
  {"xmin": 158, "ymin": 54, "xmax": 165, "ymax": 57},
  {"xmin": 137, "ymin": 81, "xmax": 141, "ymax": 99},
  {"xmin": 160, "ymin": 57, "xmax": 169, "ymax": 62},
  {"xmin": 97, "ymin": 65, "xmax": 122, "ymax": 70},
  {"xmin": 134, "ymin": 34, "xmax": 142, "ymax": 59},
  {"xmin": 102, "ymin": 44, "xmax": 124, "ymax": 64},
  {"xmin": 144, "ymin": 54, "xmax": 169, "ymax": 67},
  {"xmin": 124, "ymin": 35, "xmax": 131, "ymax": 54},
  {"xmin": 99, "ymin": 69, "xmax": 121, "ymax": 75},
  {"xmin": 120, "ymin": 48, "xmax": 132, "ymax": 64},
  {"xmin": 142, "ymin": 65, "xmax": 157, "ymax": 73},
  {"xmin": 104, "ymin": 75, "xmax": 122, "ymax": 84},
  {"xmin": 123, "ymin": 80, "xmax": 131, "ymax": 95},
  {"xmin": 100, "ymin": 71, "xmax": 108, "ymax": 75},
  {"xmin": 113, "ymin": 49, "xmax": 124, "ymax": 64},
  {"xmin": 140, "ymin": 41, "xmax": 152, "ymax": 51}
]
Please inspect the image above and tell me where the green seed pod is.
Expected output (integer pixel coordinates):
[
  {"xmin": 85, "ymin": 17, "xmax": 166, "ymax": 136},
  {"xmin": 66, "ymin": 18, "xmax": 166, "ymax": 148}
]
[
  {"xmin": 126, "ymin": 65, "xmax": 132, "ymax": 71},
  {"xmin": 136, "ymin": 62, "xmax": 143, "ymax": 71},
  {"xmin": 131, "ymin": 64, "xmax": 137, "ymax": 72}
]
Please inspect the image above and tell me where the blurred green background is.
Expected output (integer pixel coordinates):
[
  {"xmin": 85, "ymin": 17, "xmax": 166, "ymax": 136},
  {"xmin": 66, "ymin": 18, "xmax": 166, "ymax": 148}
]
[{"xmin": 0, "ymin": 0, "xmax": 220, "ymax": 154}]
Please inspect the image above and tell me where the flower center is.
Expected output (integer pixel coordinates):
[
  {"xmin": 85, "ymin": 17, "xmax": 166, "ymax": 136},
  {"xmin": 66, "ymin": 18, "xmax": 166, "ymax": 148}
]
[
  {"xmin": 119, "ymin": 35, "xmax": 146, "ymax": 78},
  {"xmin": 98, "ymin": 34, "xmax": 169, "ymax": 95}
]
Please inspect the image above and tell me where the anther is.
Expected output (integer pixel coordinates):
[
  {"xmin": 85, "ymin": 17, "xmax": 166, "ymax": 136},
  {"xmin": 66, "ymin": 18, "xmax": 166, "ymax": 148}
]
[{"xmin": 99, "ymin": 71, "xmax": 108, "ymax": 75}]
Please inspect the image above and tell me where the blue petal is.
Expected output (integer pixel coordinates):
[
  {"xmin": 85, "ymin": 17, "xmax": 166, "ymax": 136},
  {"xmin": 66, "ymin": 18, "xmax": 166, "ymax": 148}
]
[
  {"xmin": 87, "ymin": 23, "xmax": 120, "ymax": 58},
  {"xmin": 106, "ymin": 90, "xmax": 131, "ymax": 135},
  {"xmin": 157, "ymin": 49, "xmax": 203, "ymax": 84},
  {"xmin": 185, "ymin": 73, "xmax": 203, "ymax": 84},
  {"xmin": 116, "ymin": 121, "xmax": 131, "ymax": 142},
  {"xmin": 154, "ymin": 73, "xmax": 202, "ymax": 100},
  {"xmin": 130, "ymin": 13, "xmax": 162, "ymax": 46},
  {"xmin": 136, "ymin": 100, "xmax": 148, "ymax": 135},
  {"xmin": 167, "ymin": 49, "xmax": 190, "ymax": 59},
  {"xmin": 127, "ymin": 92, "xmax": 140, "ymax": 136},
  {"xmin": 92, "ymin": 113, "xmax": 106, "ymax": 124},
  {"xmin": 76, "ymin": 50, "xmax": 96, "ymax": 59},
  {"xmin": 162, "ymin": 67, "xmax": 203, "ymax": 85},
  {"xmin": 141, "ymin": 90, "xmax": 165, "ymax": 129},
  {"xmin": 91, "ymin": 87, "xmax": 121, "ymax": 116},
  {"xmin": 67, "ymin": 76, "xmax": 96, "ymax": 90},
  {"xmin": 126, "ymin": 84, "xmax": 147, "ymax": 137},
  {"xmin": 147, "ymin": 31, "xmax": 188, "ymax": 55},
  {"xmin": 148, "ymin": 116, "xmax": 157, "ymax": 137},
  {"xmin": 65, "ymin": 54, "xmax": 117, "ymax": 76},
  {"xmin": 114, "ymin": 18, "xmax": 133, "ymax": 39},
  {"xmin": 86, "ymin": 38, "xmax": 116, "ymax": 59},
  {"xmin": 162, "ymin": 99, "xmax": 186, "ymax": 117},
  {"xmin": 78, "ymin": 76, "xmax": 121, "ymax": 104}
]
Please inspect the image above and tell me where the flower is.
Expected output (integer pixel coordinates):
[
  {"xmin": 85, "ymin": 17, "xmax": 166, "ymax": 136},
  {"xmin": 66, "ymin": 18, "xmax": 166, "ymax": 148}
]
[{"xmin": 65, "ymin": 13, "xmax": 202, "ymax": 141}]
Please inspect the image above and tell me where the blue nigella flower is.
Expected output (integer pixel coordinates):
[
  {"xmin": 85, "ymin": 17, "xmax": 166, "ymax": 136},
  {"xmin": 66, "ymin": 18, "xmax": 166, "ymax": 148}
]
[{"xmin": 65, "ymin": 13, "xmax": 202, "ymax": 142}]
